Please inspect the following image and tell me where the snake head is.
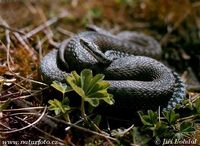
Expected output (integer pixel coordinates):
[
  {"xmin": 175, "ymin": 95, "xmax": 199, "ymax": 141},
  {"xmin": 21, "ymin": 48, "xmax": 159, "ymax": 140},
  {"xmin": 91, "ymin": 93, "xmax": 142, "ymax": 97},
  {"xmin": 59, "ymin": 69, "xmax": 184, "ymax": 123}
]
[{"xmin": 79, "ymin": 38, "xmax": 112, "ymax": 64}]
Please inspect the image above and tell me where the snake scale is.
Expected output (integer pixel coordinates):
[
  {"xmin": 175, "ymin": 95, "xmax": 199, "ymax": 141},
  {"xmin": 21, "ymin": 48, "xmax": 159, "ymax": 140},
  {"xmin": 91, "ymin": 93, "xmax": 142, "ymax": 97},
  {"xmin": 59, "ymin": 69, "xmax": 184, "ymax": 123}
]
[{"xmin": 40, "ymin": 26, "xmax": 185, "ymax": 113}]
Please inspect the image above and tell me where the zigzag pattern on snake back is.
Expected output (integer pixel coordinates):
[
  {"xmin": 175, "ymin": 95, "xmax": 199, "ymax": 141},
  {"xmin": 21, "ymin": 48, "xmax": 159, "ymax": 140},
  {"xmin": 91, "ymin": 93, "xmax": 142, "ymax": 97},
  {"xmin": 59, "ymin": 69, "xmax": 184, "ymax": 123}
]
[{"xmin": 40, "ymin": 28, "xmax": 185, "ymax": 113}]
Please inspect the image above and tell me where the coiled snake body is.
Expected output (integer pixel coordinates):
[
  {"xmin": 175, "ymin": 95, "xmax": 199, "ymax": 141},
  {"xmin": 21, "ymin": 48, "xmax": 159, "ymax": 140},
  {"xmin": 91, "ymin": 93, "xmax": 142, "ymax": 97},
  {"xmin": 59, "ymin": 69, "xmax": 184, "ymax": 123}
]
[{"xmin": 40, "ymin": 27, "xmax": 185, "ymax": 113}]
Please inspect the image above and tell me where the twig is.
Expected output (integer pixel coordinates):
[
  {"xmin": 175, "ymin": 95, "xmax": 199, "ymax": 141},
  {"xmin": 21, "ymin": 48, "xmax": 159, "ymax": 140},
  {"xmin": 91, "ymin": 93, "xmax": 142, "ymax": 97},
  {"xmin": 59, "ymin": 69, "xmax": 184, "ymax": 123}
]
[
  {"xmin": 36, "ymin": 36, "xmax": 46, "ymax": 62},
  {"xmin": 0, "ymin": 24, "xmax": 25, "ymax": 35},
  {"xmin": 1, "ymin": 95, "xmax": 31, "ymax": 104},
  {"xmin": 48, "ymin": 115, "xmax": 118, "ymax": 142},
  {"xmin": 1, "ymin": 111, "xmax": 118, "ymax": 144},
  {"xmin": 0, "ymin": 16, "xmax": 38, "ymax": 63},
  {"xmin": 0, "ymin": 91, "xmax": 23, "ymax": 100},
  {"xmin": 0, "ymin": 77, "xmax": 48, "ymax": 99},
  {"xmin": 187, "ymin": 85, "xmax": 200, "ymax": 92},
  {"xmin": 2, "ymin": 106, "xmax": 45, "ymax": 112},
  {"xmin": 0, "ymin": 17, "xmax": 12, "ymax": 70},
  {"xmin": 65, "ymin": 118, "xmax": 83, "ymax": 131},
  {"xmin": 13, "ymin": 82, "xmax": 34, "ymax": 94},
  {"xmin": 13, "ymin": 32, "xmax": 38, "ymax": 60},
  {"xmin": 57, "ymin": 27, "xmax": 74, "ymax": 37},
  {"xmin": 37, "ymin": 7, "xmax": 61, "ymax": 48},
  {"xmin": 86, "ymin": 117, "xmax": 114, "ymax": 145},
  {"xmin": 177, "ymin": 115, "xmax": 197, "ymax": 122},
  {"xmin": 1, "ymin": 87, "xmax": 48, "ymax": 104},
  {"xmin": 37, "ymin": 7, "xmax": 55, "ymax": 43},
  {"xmin": 178, "ymin": 92, "xmax": 200, "ymax": 109},
  {"xmin": 0, "ymin": 40, "xmax": 41, "ymax": 90},
  {"xmin": 5, "ymin": 27, "xmax": 11, "ymax": 70},
  {"xmin": 44, "ymin": 29, "xmax": 61, "ymax": 48},
  {"xmin": 0, "ymin": 40, "xmax": 7, "ymax": 51},
  {"xmin": 0, "ymin": 19, "xmax": 44, "ymax": 88},
  {"xmin": 3, "ymin": 112, "xmax": 118, "ymax": 142},
  {"xmin": 12, "ymin": 98, "xmax": 58, "ymax": 128},
  {"xmin": 0, "ymin": 16, "xmax": 49, "ymax": 87},
  {"xmin": 1, "ymin": 106, "xmax": 47, "ymax": 134},
  {"xmin": 15, "ymin": 116, "xmax": 66, "ymax": 145},
  {"xmin": 23, "ymin": 11, "xmax": 69, "ymax": 39},
  {"xmin": 14, "ymin": 75, "xmax": 48, "ymax": 86},
  {"xmin": 189, "ymin": 93, "xmax": 200, "ymax": 103},
  {"xmin": 5, "ymin": 70, "xmax": 47, "ymax": 87},
  {"xmin": 0, "ymin": 122, "xmax": 12, "ymax": 130}
]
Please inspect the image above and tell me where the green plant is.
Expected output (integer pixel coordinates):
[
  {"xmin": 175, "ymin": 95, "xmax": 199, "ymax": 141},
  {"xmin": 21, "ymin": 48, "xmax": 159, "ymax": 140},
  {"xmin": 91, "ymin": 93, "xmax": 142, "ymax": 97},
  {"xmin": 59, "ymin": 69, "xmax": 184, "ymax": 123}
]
[
  {"xmin": 48, "ymin": 69, "xmax": 200, "ymax": 145},
  {"xmin": 138, "ymin": 110, "xmax": 169, "ymax": 138},
  {"xmin": 163, "ymin": 109, "xmax": 179, "ymax": 125},
  {"xmin": 137, "ymin": 109, "xmax": 196, "ymax": 144},
  {"xmin": 49, "ymin": 81, "xmax": 72, "ymax": 122},
  {"xmin": 51, "ymin": 81, "xmax": 72, "ymax": 98},
  {"xmin": 66, "ymin": 69, "xmax": 114, "ymax": 121},
  {"xmin": 174, "ymin": 122, "xmax": 195, "ymax": 139},
  {"xmin": 48, "ymin": 98, "xmax": 71, "ymax": 122},
  {"xmin": 49, "ymin": 69, "xmax": 114, "ymax": 122}
]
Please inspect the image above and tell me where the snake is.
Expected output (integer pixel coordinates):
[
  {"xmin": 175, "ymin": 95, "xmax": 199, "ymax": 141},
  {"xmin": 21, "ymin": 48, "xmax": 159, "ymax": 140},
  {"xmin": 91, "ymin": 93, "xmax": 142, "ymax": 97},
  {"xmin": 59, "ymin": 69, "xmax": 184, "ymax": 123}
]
[{"xmin": 40, "ymin": 26, "xmax": 185, "ymax": 113}]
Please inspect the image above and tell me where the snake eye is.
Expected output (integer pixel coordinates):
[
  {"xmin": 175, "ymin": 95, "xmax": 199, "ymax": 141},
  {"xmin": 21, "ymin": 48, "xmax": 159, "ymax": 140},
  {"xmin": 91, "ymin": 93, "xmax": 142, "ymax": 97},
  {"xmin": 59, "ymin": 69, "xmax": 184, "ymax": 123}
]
[
  {"xmin": 80, "ymin": 39, "xmax": 89, "ymax": 47},
  {"xmin": 79, "ymin": 38, "xmax": 98, "ymax": 53},
  {"xmin": 80, "ymin": 38, "xmax": 98, "ymax": 51},
  {"xmin": 79, "ymin": 38, "xmax": 111, "ymax": 64}
]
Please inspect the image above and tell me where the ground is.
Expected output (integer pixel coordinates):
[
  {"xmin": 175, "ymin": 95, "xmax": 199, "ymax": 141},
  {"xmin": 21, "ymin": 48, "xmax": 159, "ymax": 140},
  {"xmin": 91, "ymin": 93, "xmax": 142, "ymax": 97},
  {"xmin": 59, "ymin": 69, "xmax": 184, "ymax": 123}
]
[{"xmin": 0, "ymin": 0, "xmax": 200, "ymax": 146}]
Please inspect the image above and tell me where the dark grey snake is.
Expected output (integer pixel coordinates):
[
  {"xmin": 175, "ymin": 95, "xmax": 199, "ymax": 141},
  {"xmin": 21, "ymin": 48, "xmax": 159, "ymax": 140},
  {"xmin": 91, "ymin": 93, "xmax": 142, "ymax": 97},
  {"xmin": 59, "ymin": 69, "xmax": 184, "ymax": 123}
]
[{"xmin": 40, "ymin": 26, "xmax": 185, "ymax": 112}]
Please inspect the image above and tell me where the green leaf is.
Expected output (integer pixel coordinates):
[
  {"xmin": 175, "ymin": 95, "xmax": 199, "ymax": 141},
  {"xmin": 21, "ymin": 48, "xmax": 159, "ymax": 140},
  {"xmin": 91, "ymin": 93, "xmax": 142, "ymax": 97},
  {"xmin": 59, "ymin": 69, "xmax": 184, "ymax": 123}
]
[
  {"xmin": 174, "ymin": 122, "xmax": 195, "ymax": 139},
  {"xmin": 48, "ymin": 98, "xmax": 71, "ymax": 115},
  {"xmin": 66, "ymin": 69, "xmax": 114, "ymax": 107},
  {"xmin": 180, "ymin": 122, "xmax": 195, "ymax": 133},
  {"xmin": 103, "ymin": 94, "xmax": 114, "ymax": 105},
  {"xmin": 138, "ymin": 110, "xmax": 158, "ymax": 126},
  {"xmin": 148, "ymin": 110, "xmax": 158, "ymax": 124},
  {"xmin": 48, "ymin": 99, "xmax": 62, "ymax": 115},
  {"xmin": 151, "ymin": 121, "xmax": 169, "ymax": 137},
  {"xmin": 67, "ymin": 72, "xmax": 85, "ymax": 98},
  {"xmin": 138, "ymin": 111, "xmax": 151, "ymax": 126},
  {"xmin": 51, "ymin": 81, "xmax": 72, "ymax": 94},
  {"xmin": 80, "ymin": 69, "xmax": 93, "ymax": 92},
  {"xmin": 69, "ymin": 71, "xmax": 80, "ymax": 85},
  {"xmin": 194, "ymin": 99, "xmax": 200, "ymax": 115},
  {"xmin": 86, "ymin": 74, "xmax": 105, "ymax": 94},
  {"xmin": 163, "ymin": 109, "xmax": 179, "ymax": 124},
  {"xmin": 85, "ymin": 97, "xmax": 99, "ymax": 107}
]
